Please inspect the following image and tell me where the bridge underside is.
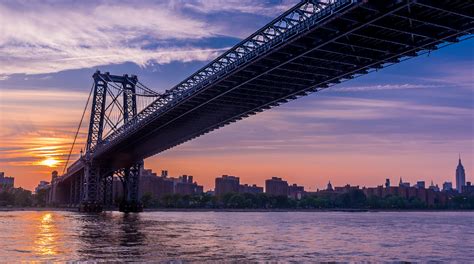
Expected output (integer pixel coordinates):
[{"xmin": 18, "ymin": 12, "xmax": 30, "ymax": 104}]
[{"xmin": 95, "ymin": 0, "xmax": 473, "ymax": 169}]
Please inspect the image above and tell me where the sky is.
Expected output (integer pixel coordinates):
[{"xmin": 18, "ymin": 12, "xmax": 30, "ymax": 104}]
[{"xmin": 0, "ymin": 0, "xmax": 473, "ymax": 191}]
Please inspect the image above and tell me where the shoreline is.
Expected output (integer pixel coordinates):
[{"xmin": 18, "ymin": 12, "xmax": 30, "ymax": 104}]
[{"xmin": 1, "ymin": 207, "xmax": 473, "ymax": 213}]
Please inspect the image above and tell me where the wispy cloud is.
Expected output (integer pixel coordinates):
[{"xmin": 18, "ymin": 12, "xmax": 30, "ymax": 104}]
[
  {"xmin": 330, "ymin": 83, "xmax": 440, "ymax": 92},
  {"xmin": 416, "ymin": 62, "xmax": 474, "ymax": 90},
  {"xmin": 0, "ymin": 2, "xmax": 231, "ymax": 75},
  {"xmin": 0, "ymin": 0, "xmax": 306, "ymax": 76},
  {"xmin": 181, "ymin": 0, "xmax": 297, "ymax": 16}
]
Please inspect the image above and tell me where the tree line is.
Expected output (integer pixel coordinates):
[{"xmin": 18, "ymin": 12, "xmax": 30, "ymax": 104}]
[
  {"xmin": 141, "ymin": 190, "xmax": 474, "ymax": 210},
  {"xmin": 1, "ymin": 188, "xmax": 473, "ymax": 209}
]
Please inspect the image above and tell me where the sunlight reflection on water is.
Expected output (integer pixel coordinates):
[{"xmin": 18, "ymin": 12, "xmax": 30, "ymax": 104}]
[
  {"xmin": 0, "ymin": 211, "xmax": 472, "ymax": 262},
  {"xmin": 35, "ymin": 213, "xmax": 57, "ymax": 256}
]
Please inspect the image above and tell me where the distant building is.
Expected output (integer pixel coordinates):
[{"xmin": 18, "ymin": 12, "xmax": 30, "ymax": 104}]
[
  {"xmin": 134, "ymin": 169, "xmax": 173, "ymax": 200},
  {"xmin": 326, "ymin": 181, "xmax": 333, "ymax": 191},
  {"xmin": 175, "ymin": 175, "xmax": 204, "ymax": 195},
  {"xmin": 115, "ymin": 169, "xmax": 203, "ymax": 201},
  {"xmin": 265, "ymin": 177, "xmax": 288, "ymax": 196},
  {"xmin": 442, "ymin": 182, "xmax": 453, "ymax": 192},
  {"xmin": 363, "ymin": 179, "xmax": 447, "ymax": 207},
  {"xmin": 334, "ymin": 184, "xmax": 360, "ymax": 193},
  {"xmin": 288, "ymin": 184, "xmax": 304, "ymax": 200},
  {"xmin": 363, "ymin": 186, "xmax": 383, "ymax": 197},
  {"xmin": 399, "ymin": 177, "xmax": 410, "ymax": 188},
  {"xmin": 429, "ymin": 181, "xmax": 440, "ymax": 192},
  {"xmin": 215, "ymin": 175, "xmax": 240, "ymax": 196},
  {"xmin": 0, "ymin": 172, "xmax": 14, "ymax": 190},
  {"xmin": 35, "ymin": 181, "xmax": 50, "ymax": 194},
  {"xmin": 385, "ymin": 178, "xmax": 390, "ymax": 188},
  {"xmin": 415, "ymin": 181, "xmax": 425, "ymax": 189},
  {"xmin": 456, "ymin": 156, "xmax": 466, "ymax": 193},
  {"xmin": 239, "ymin": 184, "xmax": 263, "ymax": 194},
  {"xmin": 462, "ymin": 182, "xmax": 474, "ymax": 195}
]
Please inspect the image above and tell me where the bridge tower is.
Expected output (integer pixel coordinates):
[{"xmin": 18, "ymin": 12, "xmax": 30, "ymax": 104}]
[{"xmin": 80, "ymin": 71, "xmax": 144, "ymax": 212}]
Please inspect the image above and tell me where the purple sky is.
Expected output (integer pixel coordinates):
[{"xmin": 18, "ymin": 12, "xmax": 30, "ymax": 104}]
[{"xmin": 0, "ymin": 0, "xmax": 472, "ymax": 191}]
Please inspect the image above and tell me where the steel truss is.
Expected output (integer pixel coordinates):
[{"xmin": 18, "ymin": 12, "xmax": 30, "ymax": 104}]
[
  {"xmin": 93, "ymin": 0, "xmax": 474, "ymax": 160},
  {"xmin": 80, "ymin": 72, "xmax": 149, "ymax": 212},
  {"xmin": 96, "ymin": 0, "xmax": 356, "ymax": 153}
]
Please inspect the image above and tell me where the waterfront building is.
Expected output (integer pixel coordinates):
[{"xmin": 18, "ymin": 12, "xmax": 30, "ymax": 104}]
[
  {"xmin": 456, "ymin": 156, "xmax": 466, "ymax": 193},
  {"xmin": 114, "ymin": 169, "xmax": 203, "ymax": 201},
  {"xmin": 363, "ymin": 179, "xmax": 447, "ymax": 207},
  {"xmin": 334, "ymin": 184, "xmax": 359, "ymax": 193},
  {"xmin": 288, "ymin": 184, "xmax": 304, "ymax": 200},
  {"xmin": 462, "ymin": 182, "xmax": 474, "ymax": 195},
  {"xmin": 265, "ymin": 177, "xmax": 288, "ymax": 196},
  {"xmin": 385, "ymin": 178, "xmax": 390, "ymax": 188},
  {"xmin": 398, "ymin": 185, "xmax": 408, "ymax": 199},
  {"xmin": 35, "ymin": 181, "xmax": 50, "ymax": 194},
  {"xmin": 399, "ymin": 177, "xmax": 410, "ymax": 188},
  {"xmin": 415, "ymin": 181, "xmax": 425, "ymax": 189},
  {"xmin": 0, "ymin": 172, "xmax": 14, "ymax": 191},
  {"xmin": 139, "ymin": 169, "xmax": 174, "ymax": 199},
  {"xmin": 326, "ymin": 181, "xmax": 333, "ymax": 191},
  {"xmin": 428, "ymin": 181, "xmax": 440, "ymax": 192},
  {"xmin": 239, "ymin": 184, "xmax": 263, "ymax": 194},
  {"xmin": 215, "ymin": 175, "xmax": 240, "ymax": 196},
  {"xmin": 175, "ymin": 175, "xmax": 204, "ymax": 195},
  {"xmin": 442, "ymin": 182, "xmax": 453, "ymax": 192}
]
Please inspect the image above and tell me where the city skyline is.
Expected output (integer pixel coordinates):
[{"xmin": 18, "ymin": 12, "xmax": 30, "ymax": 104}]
[
  {"xmin": 0, "ymin": 0, "xmax": 473, "ymax": 191},
  {"xmin": 26, "ymin": 155, "xmax": 471, "ymax": 193},
  {"xmin": 0, "ymin": 1, "xmax": 473, "ymax": 262},
  {"xmin": 31, "ymin": 158, "xmax": 473, "ymax": 209}
]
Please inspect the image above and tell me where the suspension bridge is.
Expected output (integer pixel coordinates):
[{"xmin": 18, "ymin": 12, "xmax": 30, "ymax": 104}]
[{"xmin": 46, "ymin": 0, "xmax": 474, "ymax": 212}]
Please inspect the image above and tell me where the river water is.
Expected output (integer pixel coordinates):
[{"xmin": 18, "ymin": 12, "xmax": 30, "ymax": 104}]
[{"xmin": 0, "ymin": 211, "xmax": 472, "ymax": 262}]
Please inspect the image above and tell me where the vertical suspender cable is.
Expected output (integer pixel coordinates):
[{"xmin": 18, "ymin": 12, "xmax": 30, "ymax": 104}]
[{"xmin": 62, "ymin": 83, "xmax": 94, "ymax": 175}]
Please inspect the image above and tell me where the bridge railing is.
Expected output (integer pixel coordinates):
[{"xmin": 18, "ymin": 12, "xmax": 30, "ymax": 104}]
[{"xmin": 93, "ymin": 0, "xmax": 357, "ymax": 155}]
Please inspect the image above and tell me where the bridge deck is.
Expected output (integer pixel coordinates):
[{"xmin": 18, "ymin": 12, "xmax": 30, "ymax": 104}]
[{"xmin": 82, "ymin": 0, "xmax": 473, "ymax": 169}]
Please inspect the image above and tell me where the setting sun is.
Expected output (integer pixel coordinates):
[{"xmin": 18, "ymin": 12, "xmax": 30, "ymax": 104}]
[{"xmin": 40, "ymin": 158, "xmax": 59, "ymax": 168}]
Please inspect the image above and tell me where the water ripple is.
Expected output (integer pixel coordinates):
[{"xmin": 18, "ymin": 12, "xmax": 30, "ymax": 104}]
[{"xmin": 0, "ymin": 211, "xmax": 472, "ymax": 262}]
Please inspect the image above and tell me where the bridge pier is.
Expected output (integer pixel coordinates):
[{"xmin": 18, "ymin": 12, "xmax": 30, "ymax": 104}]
[
  {"xmin": 69, "ymin": 179, "xmax": 74, "ymax": 205},
  {"xmin": 79, "ymin": 162, "xmax": 103, "ymax": 212},
  {"xmin": 75, "ymin": 175, "xmax": 81, "ymax": 205},
  {"xmin": 118, "ymin": 163, "xmax": 143, "ymax": 213}
]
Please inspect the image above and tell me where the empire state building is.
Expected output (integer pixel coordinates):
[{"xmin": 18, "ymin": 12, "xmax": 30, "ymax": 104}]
[{"xmin": 456, "ymin": 156, "xmax": 466, "ymax": 193}]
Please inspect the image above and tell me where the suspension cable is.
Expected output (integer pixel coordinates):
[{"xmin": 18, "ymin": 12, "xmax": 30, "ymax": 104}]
[{"xmin": 62, "ymin": 83, "xmax": 94, "ymax": 175}]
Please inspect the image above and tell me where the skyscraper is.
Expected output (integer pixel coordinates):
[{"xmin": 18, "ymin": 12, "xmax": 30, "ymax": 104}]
[{"xmin": 455, "ymin": 155, "xmax": 466, "ymax": 193}]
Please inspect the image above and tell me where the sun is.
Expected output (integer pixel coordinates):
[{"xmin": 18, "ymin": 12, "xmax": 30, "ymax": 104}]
[{"xmin": 40, "ymin": 158, "xmax": 59, "ymax": 168}]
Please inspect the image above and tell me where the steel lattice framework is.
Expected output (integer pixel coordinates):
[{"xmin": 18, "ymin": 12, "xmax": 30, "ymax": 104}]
[
  {"xmin": 93, "ymin": 0, "xmax": 473, "ymax": 163},
  {"xmin": 80, "ymin": 72, "xmax": 155, "ymax": 211},
  {"xmin": 96, "ymin": 0, "xmax": 356, "ymax": 152}
]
